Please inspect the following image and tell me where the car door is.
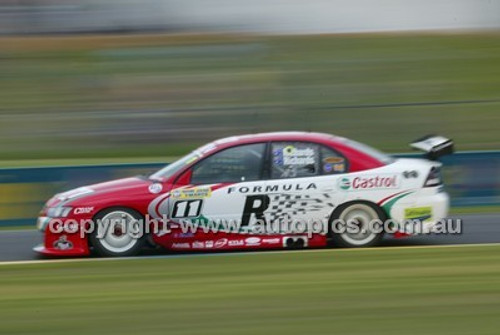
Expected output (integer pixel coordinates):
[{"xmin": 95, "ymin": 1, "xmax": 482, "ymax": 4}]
[
  {"xmin": 263, "ymin": 141, "xmax": 348, "ymax": 233},
  {"xmin": 168, "ymin": 142, "xmax": 268, "ymax": 231}
]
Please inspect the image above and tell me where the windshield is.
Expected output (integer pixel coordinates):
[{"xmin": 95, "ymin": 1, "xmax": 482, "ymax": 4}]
[
  {"xmin": 343, "ymin": 139, "xmax": 395, "ymax": 164},
  {"xmin": 150, "ymin": 151, "xmax": 200, "ymax": 180}
]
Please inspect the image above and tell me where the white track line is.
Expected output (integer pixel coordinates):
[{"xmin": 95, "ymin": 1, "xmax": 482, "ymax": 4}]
[{"xmin": 2, "ymin": 242, "xmax": 500, "ymax": 266}]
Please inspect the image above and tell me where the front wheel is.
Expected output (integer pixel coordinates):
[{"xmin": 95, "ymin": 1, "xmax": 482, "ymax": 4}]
[
  {"xmin": 329, "ymin": 202, "xmax": 385, "ymax": 248},
  {"xmin": 90, "ymin": 207, "xmax": 146, "ymax": 257}
]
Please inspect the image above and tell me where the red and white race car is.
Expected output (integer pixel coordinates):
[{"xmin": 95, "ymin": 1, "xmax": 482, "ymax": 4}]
[{"xmin": 35, "ymin": 132, "xmax": 453, "ymax": 257}]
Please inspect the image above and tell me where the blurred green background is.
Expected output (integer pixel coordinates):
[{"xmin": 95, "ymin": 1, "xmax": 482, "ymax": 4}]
[{"xmin": 1, "ymin": 33, "xmax": 499, "ymax": 164}]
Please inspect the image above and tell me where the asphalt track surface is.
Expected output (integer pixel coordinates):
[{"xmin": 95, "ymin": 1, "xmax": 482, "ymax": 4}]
[{"xmin": 0, "ymin": 213, "xmax": 499, "ymax": 262}]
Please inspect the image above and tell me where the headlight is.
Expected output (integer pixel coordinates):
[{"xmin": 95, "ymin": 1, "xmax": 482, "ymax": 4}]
[
  {"xmin": 47, "ymin": 207, "xmax": 72, "ymax": 218},
  {"xmin": 36, "ymin": 217, "xmax": 50, "ymax": 232}
]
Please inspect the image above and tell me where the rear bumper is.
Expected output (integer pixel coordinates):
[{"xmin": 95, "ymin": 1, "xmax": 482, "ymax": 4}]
[{"xmin": 389, "ymin": 187, "xmax": 450, "ymax": 234}]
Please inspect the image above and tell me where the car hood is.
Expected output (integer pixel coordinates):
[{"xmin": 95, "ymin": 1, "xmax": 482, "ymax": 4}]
[{"xmin": 46, "ymin": 176, "xmax": 157, "ymax": 208}]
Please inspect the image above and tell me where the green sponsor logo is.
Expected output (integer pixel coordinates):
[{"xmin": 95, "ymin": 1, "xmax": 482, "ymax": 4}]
[
  {"xmin": 339, "ymin": 177, "xmax": 351, "ymax": 190},
  {"xmin": 404, "ymin": 207, "xmax": 432, "ymax": 221}
]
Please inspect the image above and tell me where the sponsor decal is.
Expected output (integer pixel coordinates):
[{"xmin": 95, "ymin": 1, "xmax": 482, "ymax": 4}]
[
  {"xmin": 192, "ymin": 241, "xmax": 204, "ymax": 249},
  {"xmin": 148, "ymin": 183, "xmax": 163, "ymax": 194},
  {"xmin": 333, "ymin": 163, "xmax": 345, "ymax": 172},
  {"xmin": 214, "ymin": 238, "xmax": 228, "ymax": 248},
  {"xmin": 273, "ymin": 148, "xmax": 284, "ymax": 166},
  {"xmin": 404, "ymin": 206, "xmax": 432, "ymax": 222},
  {"xmin": 205, "ymin": 240, "xmax": 214, "ymax": 248},
  {"xmin": 324, "ymin": 159, "xmax": 345, "ymax": 173},
  {"xmin": 339, "ymin": 177, "xmax": 351, "ymax": 190},
  {"xmin": 281, "ymin": 145, "xmax": 315, "ymax": 165},
  {"xmin": 245, "ymin": 237, "xmax": 261, "ymax": 246},
  {"xmin": 53, "ymin": 235, "xmax": 73, "ymax": 250},
  {"xmin": 262, "ymin": 237, "xmax": 281, "ymax": 244},
  {"xmin": 172, "ymin": 242, "xmax": 190, "ymax": 249},
  {"xmin": 172, "ymin": 199, "xmax": 203, "ymax": 218},
  {"xmin": 228, "ymin": 182, "xmax": 317, "ymax": 194},
  {"xmin": 228, "ymin": 239, "xmax": 245, "ymax": 247},
  {"xmin": 172, "ymin": 187, "xmax": 211, "ymax": 199},
  {"xmin": 73, "ymin": 207, "xmax": 94, "ymax": 215},
  {"xmin": 403, "ymin": 170, "xmax": 419, "ymax": 178},
  {"xmin": 185, "ymin": 155, "xmax": 200, "ymax": 165},
  {"xmin": 323, "ymin": 156, "xmax": 344, "ymax": 164},
  {"xmin": 339, "ymin": 175, "xmax": 399, "ymax": 190},
  {"xmin": 273, "ymin": 145, "xmax": 317, "ymax": 166},
  {"xmin": 173, "ymin": 232, "xmax": 195, "ymax": 238}
]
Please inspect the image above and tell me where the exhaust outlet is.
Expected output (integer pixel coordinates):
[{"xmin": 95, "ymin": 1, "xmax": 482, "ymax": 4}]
[{"xmin": 283, "ymin": 236, "xmax": 308, "ymax": 249}]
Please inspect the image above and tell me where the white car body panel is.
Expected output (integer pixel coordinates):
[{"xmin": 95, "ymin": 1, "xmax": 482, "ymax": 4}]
[{"xmin": 165, "ymin": 157, "xmax": 449, "ymax": 234}]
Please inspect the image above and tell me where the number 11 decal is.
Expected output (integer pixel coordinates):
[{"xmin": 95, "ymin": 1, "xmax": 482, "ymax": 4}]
[{"xmin": 172, "ymin": 200, "xmax": 203, "ymax": 218}]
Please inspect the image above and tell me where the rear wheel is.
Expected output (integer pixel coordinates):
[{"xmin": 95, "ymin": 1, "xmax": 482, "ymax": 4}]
[
  {"xmin": 330, "ymin": 202, "xmax": 385, "ymax": 248},
  {"xmin": 90, "ymin": 207, "xmax": 146, "ymax": 257}
]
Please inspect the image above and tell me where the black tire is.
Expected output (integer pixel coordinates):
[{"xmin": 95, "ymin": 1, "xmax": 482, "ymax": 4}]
[
  {"xmin": 89, "ymin": 207, "xmax": 146, "ymax": 257},
  {"xmin": 329, "ymin": 202, "xmax": 385, "ymax": 248}
]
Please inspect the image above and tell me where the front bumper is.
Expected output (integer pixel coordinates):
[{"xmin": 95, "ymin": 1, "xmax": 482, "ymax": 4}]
[
  {"xmin": 33, "ymin": 244, "xmax": 90, "ymax": 257},
  {"xmin": 34, "ymin": 217, "xmax": 90, "ymax": 257}
]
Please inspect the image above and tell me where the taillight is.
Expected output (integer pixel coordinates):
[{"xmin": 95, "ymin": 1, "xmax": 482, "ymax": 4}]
[{"xmin": 424, "ymin": 166, "xmax": 442, "ymax": 187}]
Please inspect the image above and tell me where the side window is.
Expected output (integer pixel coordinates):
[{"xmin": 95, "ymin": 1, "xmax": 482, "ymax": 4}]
[
  {"xmin": 191, "ymin": 143, "xmax": 266, "ymax": 184},
  {"xmin": 271, "ymin": 142, "xmax": 320, "ymax": 179},
  {"xmin": 320, "ymin": 146, "xmax": 348, "ymax": 174}
]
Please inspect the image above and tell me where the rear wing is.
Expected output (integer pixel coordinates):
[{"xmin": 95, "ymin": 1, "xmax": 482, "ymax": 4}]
[{"xmin": 410, "ymin": 135, "xmax": 454, "ymax": 160}]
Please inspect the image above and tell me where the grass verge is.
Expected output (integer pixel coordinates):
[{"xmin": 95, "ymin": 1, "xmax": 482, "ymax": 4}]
[{"xmin": 1, "ymin": 245, "xmax": 500, "ymax": 334}]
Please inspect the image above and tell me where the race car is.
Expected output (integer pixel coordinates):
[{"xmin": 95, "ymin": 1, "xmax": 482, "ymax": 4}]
[{"xmin": 34, "ymin": 132, "xmax": 453, "ymax": 257}]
